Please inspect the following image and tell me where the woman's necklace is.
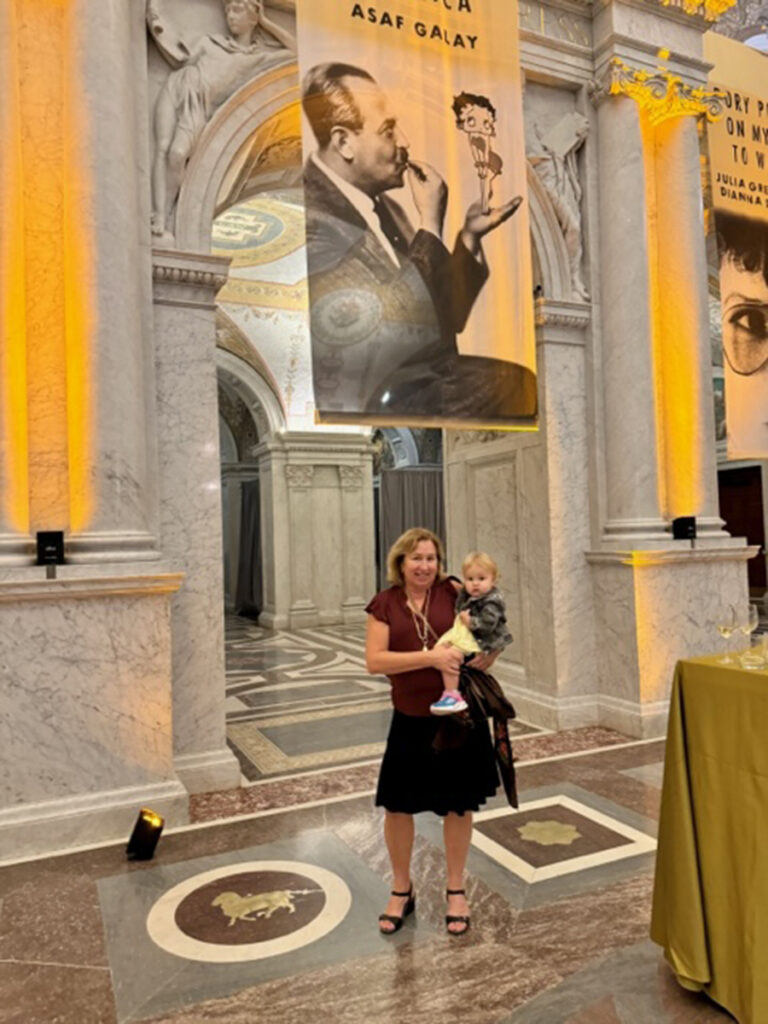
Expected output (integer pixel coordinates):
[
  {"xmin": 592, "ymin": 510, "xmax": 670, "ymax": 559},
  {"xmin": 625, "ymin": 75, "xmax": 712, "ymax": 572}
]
[{"xmin": 406, "ymin": 588, "xmax": 434, "ymax": 651}]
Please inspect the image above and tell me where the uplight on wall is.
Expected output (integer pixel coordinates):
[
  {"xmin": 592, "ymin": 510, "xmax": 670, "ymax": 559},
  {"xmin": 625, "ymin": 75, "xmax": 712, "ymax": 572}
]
[{"xmin": 126, "ymin": 808, "xmax": 165, "ymax": 861}]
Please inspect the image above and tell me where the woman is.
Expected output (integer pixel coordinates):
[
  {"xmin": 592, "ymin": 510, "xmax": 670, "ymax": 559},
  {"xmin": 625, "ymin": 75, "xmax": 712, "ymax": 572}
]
[{"xmin": 365, "ymin": 527, "xmax": 500, "ymax": 936}]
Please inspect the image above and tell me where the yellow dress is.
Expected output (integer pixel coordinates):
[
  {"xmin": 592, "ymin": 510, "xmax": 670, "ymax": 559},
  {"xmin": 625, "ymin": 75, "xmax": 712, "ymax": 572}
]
[{"xmin": 436, "ymin": 615, "xmax": 480, "ymax": 655}]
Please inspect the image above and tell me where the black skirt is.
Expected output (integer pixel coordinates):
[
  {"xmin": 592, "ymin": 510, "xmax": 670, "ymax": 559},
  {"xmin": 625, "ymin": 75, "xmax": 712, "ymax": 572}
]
[{"xmin": 375, "ymin": 710, "xmax": 499, "ymax": 817}]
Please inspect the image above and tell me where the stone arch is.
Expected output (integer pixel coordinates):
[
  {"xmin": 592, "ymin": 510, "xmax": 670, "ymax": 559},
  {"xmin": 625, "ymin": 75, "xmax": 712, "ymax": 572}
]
[
  {"xmin": 526, "ymin": 163, "xmax": 572, "ymax": 301},
  {"xmin": 218, "ymin": 412, "xmax": 239, "ymax": 463},
  {"xmin": 216, "ymin": 348, "xmax": 287, "ymax": 440},
  {"xmin": 175, "ymin": 64, "xmax": 302, "ymax": 253}
]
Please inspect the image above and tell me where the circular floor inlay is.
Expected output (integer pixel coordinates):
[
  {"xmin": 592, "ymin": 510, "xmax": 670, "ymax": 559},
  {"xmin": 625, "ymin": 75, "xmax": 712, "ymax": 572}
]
[{"xmin": 146, "ymin": 861, "xmax": 352, "ymax": 963}]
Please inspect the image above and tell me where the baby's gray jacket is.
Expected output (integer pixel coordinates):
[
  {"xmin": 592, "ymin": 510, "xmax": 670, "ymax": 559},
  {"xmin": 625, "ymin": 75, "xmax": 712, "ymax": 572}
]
[{"xmin": 455, "ymin": 586, "xmax": 513, "ymax": 653}]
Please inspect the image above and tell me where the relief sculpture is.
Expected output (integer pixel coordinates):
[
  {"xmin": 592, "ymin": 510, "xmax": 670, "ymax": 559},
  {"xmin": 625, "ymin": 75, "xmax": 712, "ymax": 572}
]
[
  {"xmin": 147, "ymin": 0, "xmax": 296, "ymax": 242},
  {"xmin": 527, "ymin": 111, "xmax": 590, "ymax": 301}
]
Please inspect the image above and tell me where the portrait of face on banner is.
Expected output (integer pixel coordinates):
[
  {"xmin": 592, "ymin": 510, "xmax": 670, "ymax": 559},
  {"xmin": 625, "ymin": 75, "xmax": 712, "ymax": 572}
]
[
  {"xmin": 705, "ymin": 32, "xmax": 768, "ymax": 460},
  {"xmin": 296, "ymin": 0, "xmax": 537, "ymax": 429}
]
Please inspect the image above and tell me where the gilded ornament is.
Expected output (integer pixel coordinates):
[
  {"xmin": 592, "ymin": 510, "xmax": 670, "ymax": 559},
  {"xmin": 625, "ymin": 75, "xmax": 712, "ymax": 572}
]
[
  {"xmin": 656, "ymin": 0, "xmax": 737, "ymax": 21},
  {"xmin": 212, "ymin": 888, "xmax": 319, "ymax": 924},
  {"xmin": 517, "ymin": 819, "xmax": 582, "ymax": 846},
  {"xmin": 603, "ymin": 56, "xmax": 725, "ymax": 126}
]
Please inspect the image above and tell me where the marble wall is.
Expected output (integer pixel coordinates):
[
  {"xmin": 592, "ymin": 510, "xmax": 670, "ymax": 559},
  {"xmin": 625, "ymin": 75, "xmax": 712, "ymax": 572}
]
[{"xmin": 0, "ymin": 568, "xmax": 188, "ymax": 862}]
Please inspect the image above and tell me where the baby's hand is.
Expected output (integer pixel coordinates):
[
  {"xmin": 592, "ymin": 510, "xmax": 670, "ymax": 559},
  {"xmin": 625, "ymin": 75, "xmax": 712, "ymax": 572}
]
[{"xmin": 459, "ymin": 610, "xmax": 472, "ymax": 627}]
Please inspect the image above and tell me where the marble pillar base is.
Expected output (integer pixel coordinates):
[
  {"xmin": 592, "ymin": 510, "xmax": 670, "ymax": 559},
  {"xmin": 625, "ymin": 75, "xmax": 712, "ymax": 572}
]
[
  {"xmin": 496, "ymin": 672, "xmax": 669, "ymax": 739},
  {"xmin": 0, "ymin": 780, "xmax": 188, "ymax": 866},
  {"xmin": 588, "ymin": 543, "xmax": 756, "ymax": 738},
  {"xmin": 596, "ymin": 694, "xmax": 670, "ymax": 739},
  {"xmin": 174, "ymin": 749, "xmax": 241, "ymax": 796},
  {"xmin": 0, "ymin": 569, "xmax": 188, "ymax": 861}
]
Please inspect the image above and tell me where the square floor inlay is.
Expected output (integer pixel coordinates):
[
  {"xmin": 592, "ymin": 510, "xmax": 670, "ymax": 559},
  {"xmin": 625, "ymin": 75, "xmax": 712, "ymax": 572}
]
[{"xmin": 471, "ymin": 794, "xmax": 657, "ymax": 884}]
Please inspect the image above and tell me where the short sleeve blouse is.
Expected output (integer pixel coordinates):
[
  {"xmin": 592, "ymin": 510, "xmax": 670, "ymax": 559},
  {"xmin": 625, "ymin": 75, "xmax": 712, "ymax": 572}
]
[{"xmin": 366, "ymin": 577, "xmax": 457, "ymax": 716}]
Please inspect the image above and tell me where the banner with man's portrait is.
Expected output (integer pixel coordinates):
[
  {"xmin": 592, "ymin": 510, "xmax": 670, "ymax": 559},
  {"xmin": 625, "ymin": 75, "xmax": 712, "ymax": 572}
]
[
  {"xmin": 295, "ymin": 0, "xmax": 537, "ymax": 428},
  {"xmin": 705, "ymin": 32, "xmax": 768, "ymax": 459}
]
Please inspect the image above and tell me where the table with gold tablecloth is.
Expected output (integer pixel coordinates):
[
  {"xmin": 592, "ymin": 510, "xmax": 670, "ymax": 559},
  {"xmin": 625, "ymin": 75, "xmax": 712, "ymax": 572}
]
[{"xmin": 651, "ymin": 655, "xmax": 768, "ymax": 1023}]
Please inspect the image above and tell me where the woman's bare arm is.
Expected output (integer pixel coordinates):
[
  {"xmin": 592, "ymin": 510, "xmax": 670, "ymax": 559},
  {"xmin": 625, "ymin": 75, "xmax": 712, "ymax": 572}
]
[{"xmin": 365, "ymin": 616, "xmax": 463, "ymax": 676}]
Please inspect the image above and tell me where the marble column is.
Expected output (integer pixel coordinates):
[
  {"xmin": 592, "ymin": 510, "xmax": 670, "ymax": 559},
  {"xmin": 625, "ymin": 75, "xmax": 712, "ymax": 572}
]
[
  {"xmin": 654, "ymin": 115, "xmax": 724, "ymax": 535},
  {"xmin": 596, "ymin": 92, "xmax": 668, "ymax": 542},
  {"xmin": 152, "ymin": 249, "xmax": 240, "ymax": 794},
  {"xmin": 533, "ymin": 300, "xmax": 598, "ymax": 727},
  {"xmin": 589, "ymin": 64, "xmax": 752, "ymax": 735},
  {"xmin": 0, "ymin": 0, "xmax": 161, "ymax": 564},
  {"xmin": 256, "ymin": 432, "xmax": 375, "ymax": 629}
]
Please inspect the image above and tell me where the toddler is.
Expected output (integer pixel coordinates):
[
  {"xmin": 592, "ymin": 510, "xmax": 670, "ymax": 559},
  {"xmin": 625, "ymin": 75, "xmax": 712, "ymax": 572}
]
[{"xmin": 430, "ymin": 551, "xmax": 512, "ymax": 715}]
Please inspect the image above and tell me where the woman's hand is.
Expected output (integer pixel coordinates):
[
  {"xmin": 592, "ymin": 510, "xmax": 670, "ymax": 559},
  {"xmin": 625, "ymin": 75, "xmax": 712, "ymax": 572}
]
[
  {"xmin": 466, "ymin": 650, "xmax": 499, "ymax": 671},
  {"xmin": 430, "ymin": 644, "xmax": 464, "ymax": 673}
]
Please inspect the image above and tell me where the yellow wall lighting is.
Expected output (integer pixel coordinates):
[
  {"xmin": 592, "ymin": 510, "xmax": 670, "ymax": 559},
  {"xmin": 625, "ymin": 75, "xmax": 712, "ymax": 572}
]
[
  {"xmin": 644, "ymin": 115, "xmax": 704, "ymax": 520},
  {"xmin": 0, "ymin": 0, "xmax": 95, "ymax": 537},
  {"xmin": 0, "ymin": 0, "xmax": 29, "ymax": 532}
]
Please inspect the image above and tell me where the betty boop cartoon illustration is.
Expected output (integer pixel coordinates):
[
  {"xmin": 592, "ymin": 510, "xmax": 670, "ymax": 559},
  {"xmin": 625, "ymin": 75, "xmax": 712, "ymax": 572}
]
[{"xmin": 453, "ymin": 91, "xmax": 503, "ymax": 214}]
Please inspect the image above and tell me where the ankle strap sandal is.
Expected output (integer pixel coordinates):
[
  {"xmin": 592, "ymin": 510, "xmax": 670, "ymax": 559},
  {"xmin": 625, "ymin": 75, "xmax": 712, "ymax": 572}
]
[
  {"xmin": 378, "ymin": 886, "xmax": 415, "ymax": 935},
  {"xmin": 445, "ymin": 888, "xmax": 470, "ymax": 936}
]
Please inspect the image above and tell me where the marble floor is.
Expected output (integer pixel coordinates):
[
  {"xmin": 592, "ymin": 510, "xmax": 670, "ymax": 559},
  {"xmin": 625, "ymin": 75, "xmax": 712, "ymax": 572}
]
[{"xmin": 0, "ymin": 620, "xmax": 735, "ymax": 1023}]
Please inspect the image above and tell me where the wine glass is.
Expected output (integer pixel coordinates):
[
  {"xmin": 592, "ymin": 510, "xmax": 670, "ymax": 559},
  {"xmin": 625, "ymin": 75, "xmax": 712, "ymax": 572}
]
[
  {"xmin": 739, "ymin": 603, "xmax": 764, "ymax": 668},
  {"xmin": 741, "ymin": 603, "xmax": 760, "ymax": 642},
  {"xmin": 717, "ymin": 605, "xmax": 737, "ymax": 664}
]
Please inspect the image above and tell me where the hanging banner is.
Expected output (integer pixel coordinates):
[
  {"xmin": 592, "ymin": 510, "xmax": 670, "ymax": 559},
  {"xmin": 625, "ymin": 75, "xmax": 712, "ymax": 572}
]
[
  {"xmin": 705, "ymin": 32, "xmax": 768, "ymax": 459},
  {"xmin": 296, "ymin": 0, "xmax": 537, "ymax": 428}
]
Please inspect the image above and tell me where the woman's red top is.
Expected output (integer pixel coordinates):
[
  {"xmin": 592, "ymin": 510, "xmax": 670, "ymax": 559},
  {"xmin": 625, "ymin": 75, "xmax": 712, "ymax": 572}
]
[{"xmin": 365, "ymin": 577, "xmax": 457, "ymax": 717}]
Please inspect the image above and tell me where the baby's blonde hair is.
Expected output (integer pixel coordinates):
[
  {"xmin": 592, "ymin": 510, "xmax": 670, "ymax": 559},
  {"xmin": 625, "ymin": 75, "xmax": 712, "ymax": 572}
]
[{"xmin": 462, "ymin": 550, "xmax": 498, "ymax": 579}]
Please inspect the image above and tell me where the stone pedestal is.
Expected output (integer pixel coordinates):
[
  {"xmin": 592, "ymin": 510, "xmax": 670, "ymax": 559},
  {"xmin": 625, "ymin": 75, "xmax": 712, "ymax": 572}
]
[
  {"xmin": 589, "ymin": 545, "xmax": 755, "ymax": 736},
  {"xmin": 0, "ymin": 567, "xmax": 189, "ymax": 863},
  {"xmin": 255, "ymin": 432, "xmax": 375, "ymax": 629},
  {"xmin": 152, "ymin": 249, "xmax": 240, "ymax": 794}
]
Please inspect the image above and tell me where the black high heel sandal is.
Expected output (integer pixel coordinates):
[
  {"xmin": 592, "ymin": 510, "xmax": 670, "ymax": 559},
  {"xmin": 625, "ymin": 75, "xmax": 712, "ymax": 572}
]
[
  {"xmin": 378, "ymin": 886, "xmax": 415, "ymax": 934},
  {"xmin": 446, "ymin": 888, "xmax": 470, "ymax": 936}
]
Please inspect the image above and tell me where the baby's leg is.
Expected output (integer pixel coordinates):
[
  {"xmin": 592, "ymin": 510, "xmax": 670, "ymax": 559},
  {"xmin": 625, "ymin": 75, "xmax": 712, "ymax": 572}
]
[
  {"xmin": 431, "ymin": 644, "xmax": 468, "ymax": 716},
  {"xmin": 435, "ymin": 639, "xmax": 460, "ymax": 693},
  {"xmin": 440, "ymin": 664, "xmax": 460, "ymax": 694}
]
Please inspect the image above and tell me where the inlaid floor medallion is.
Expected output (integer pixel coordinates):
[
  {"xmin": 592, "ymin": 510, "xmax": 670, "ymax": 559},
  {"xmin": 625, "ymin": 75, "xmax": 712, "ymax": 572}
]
[{"xmin": 146, "ymin": 861, "xmax": 351, "ymax": 963}]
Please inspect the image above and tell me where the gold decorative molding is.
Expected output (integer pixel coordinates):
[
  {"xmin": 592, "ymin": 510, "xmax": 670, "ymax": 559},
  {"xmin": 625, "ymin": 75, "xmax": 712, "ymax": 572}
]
[
  {"xmin": 656, "ymin": 0, "xmax": 737, "ymax": 22},
  {"xmin": 603, "ymin": 55, "xmax": 725, "ymax": 126}
]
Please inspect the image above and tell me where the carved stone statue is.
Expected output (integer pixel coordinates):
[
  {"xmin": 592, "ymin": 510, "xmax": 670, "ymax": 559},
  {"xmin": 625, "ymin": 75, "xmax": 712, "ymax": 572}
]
[
  {"xmin": 147, "ymin": 0, "xmax": 295, "ymax": 241},
  {"xmin": 528, "ymin": 112, "xmax": 590, "ymax": 301}
]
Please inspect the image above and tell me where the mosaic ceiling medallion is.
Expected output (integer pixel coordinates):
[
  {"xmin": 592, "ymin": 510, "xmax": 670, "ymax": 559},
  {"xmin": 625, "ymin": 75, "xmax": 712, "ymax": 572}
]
[
  {"xmin": 212, "ymin": 197, "xmax": 305, "ymax": 268},
  {"xmin": 146, "ymin": 861, "xmax": 351, "ymax": 962},
  {"xmin": 312, "ymin": 289, "xmax": 384, "ymax": 348}
]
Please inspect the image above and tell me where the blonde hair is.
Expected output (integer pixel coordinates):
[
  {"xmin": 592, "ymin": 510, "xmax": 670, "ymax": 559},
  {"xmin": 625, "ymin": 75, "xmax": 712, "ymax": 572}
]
[
  {"xmin": 461, "ymin": 550, "xmax": 498, "ymax": 580},
  {"xmin": 386, "ymin": 528, "xmax": 445, "ymax": 586}
]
